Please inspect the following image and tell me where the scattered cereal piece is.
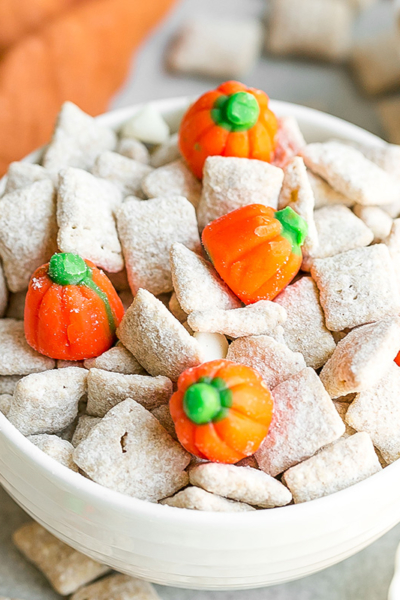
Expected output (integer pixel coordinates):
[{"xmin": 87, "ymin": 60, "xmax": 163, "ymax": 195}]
[
  {"xmin": 0, "ymin": 375, "xmax": 22, "ymax": 394},
  {"xmin": 117, "ymin": 196, "xmax": 201, "ymax": 296},
  {"xmin": 71, "ymin": 415, "xmax": 102, "ymax": 447},
  {"xmin": 116, "ymin": 137, "xmax": 150, "ymax": 164},
  {"xmin": 353, "ymin": 205, "xmax": 393, "ymax": 243},
  {"xmin": 84, "ymin": 344, "xmax": 146, "ymax": 375},
  {"xmin": 346, "ymin": 363, "xmax": 400, "ymax": 464},
  {"xmin": 0, "ymin": 320, "xmax": 54, "ymax": 376},
  {"xmin": 142, "ymin": 159, "xmax": 202, "ymax": 208},
  {"xmin": 227, "ymin": 335, "xmax": 306, "ymax": 390},
  {"xmin": 300, "ymin": 141, "xmax": 400, "ymax": 206},
  {"xmin": 197, "ymin": 156, "xmax": 284, "ymax": 229},
  {"xmin": 117, "ymin": 289, "xmax": 202, "ymax": 381},
  {"xmin": 5, "ymin": 162, "xmax": 53, "ymax": 194},
  {"xmin": 273, "ymin": 116, "xmax": 306, "ymax": 168},
  {"xmin": 0, "ymin": 393, "xmax": 11, "ymax": 416},
  {"xmin": 307, "ymin": 170, "xmax": 353, "ymax": 209},
  {"xmin": 168, "ymin": 16, "xmax": 263, "ymax": 79},
  {"xmin": 86, "ymin": 368, "xmax": 172, "ymax": 417},
  {"xmin": 255, "ymin": 367, "xmax": 345, "ymax": 476},
  {"xmin": 283, "ymin": 433, "xmax": 381, "ymax": 503},
  {"xmin": 190, "ymin": 463, "xmax": 292, "ymax": 508},
  {"xmin": 121, "ymin": 105, "xmax": 170, "ymax": 145},
  {"xmin": 187, "ymin": 301, "xmax": 287, "ymax": 338},
  {"xmin": 150, "ymin": 133, "xmax": 181, "ymax": 168},
  {"xmin": 274, "ymin": 277, "xmax": 336, "ymax": 369},
  {"xmin": 303, "ymin": 205, "xmax": 374, "ymax": 268},
  {"xmin": 42, "ymin": 102, "xmax": 116, "ymax": 172},
  {"xmin": 0, "ymin": 260, "xmax": 7, "ymax": 318},
  {"xmin": 152, "ymin": 404, "xmax": 177, "ymax": 440},
  {"xmin": 278, "ymin": 157, "xmax": 318, "ymax": 256},
  {"xmin": 351, "ymin": 31, "xmax": 400, "ymax": 96},
  {"xmin": 311, "ymin": 245, "xmax": 400, "ymax": 331},
  {"xmin": 320, "ymin": 317, "xmax": 400, "ymax": 398},
  {"xmin": 333, "ymin": 401, "xmax": 356, "ymax": 438},
  {"xmin": 13, "ymin": 522, "xmax": 110, "ymax": 595},
  {"xmin": 5, "ymin": 291, "xmax": 26, "ymax": 321},
  {"xmin": 377, "ymin": 97, "xmax": 400, "ymax": 146},
  {"xmin": 71, "ymin": 573, "xmax": 160, "ymax": 600},
  {"xmin": 92, "ymin": 151, "xmax": 152, "ymax": 198},
  {"xmin": 57, "ymin": 168, "xmax": 123, "ymax": 273},
  {"xmin": 74, "ymin": 398, "xmax": 190, "ymax": 501},
  {"xmin": 7, "ymin": 367, "xmax": 87, "ymax": 436},
  {"xmin": 169, "ymin": 291, "xmax": 187, "ymax": 323},
  {"xmin": 193, "ymin": 332, "xmax": 229, "ymax": 361},
  {"xmin": 268, "ymin": 0, "xmax": 352, "ymax": 63},
  {"xmin": 27, "ymin": 434, "xmax": 79, "ymax": 472},
  {"xmin": 170, "ymin": 243, "xmax": 241, "ymax": 314},
  {"xmin": 160, "ymin": 487, "xmax": 255, "ymax": 512},
  {"xmin": 0, "ymin": 180, "xmax": 57, "ymax": 292},
  {"xmin": 384, "ymin": 219, "xmax": 400, "ymax": 293}
]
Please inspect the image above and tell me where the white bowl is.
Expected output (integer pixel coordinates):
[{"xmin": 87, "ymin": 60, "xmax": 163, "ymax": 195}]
[{"xmin": 0, "ymin": 98, "xmax": 398, "ymax": 591}]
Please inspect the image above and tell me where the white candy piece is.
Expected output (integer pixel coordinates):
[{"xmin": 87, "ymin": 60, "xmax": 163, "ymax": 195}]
[
  {"xmin": 121, "ymin": 105, "xmax": 170, "ymax": 145},
  {"xmin": 193, "ymin": 332, "xmax": 229, "ymax": 361}
]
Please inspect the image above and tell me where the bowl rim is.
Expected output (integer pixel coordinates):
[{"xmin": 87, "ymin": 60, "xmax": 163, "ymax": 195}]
[{"xmin": 0, "ymin": 96, "xmax": 394, "ymax": 528}]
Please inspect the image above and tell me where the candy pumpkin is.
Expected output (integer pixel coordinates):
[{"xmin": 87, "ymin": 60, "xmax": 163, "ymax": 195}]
[
  {"xmin": 179, "ymin": 81, "xmax": 278, "ymax": 179},
  {"xmin": 170, "ymin": 359, "xmax": 273, "ymax": 464},
  {"xmin": 24, "ymin": 252, "xmax": 124, "ymax": 360},
  {"xmin": 202, "ymin": 204, "xmax": 308, "ymax": 305}
]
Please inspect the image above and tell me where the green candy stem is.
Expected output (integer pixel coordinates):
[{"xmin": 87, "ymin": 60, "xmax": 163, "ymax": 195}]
[
  {"xmin": 48, "ymin": 253, "xmax": 118, "ymax": 334},
  {"xmin": 275, "ymin": 207, "xmax": 308, "ymax": 255},
  {"xmin": 183, "ymin": 378, "xmax": 233, "ymax": 425},
  {"xmin": 211, "ymin": 92, "xmax": 260, "ymax": 132}
]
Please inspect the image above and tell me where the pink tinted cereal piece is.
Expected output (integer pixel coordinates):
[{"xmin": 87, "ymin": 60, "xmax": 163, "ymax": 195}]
[
  {"xmin": 160, "ymin": 487, "xmax": 255, "ymax": 512},
  {"xmin": 4, "ymin": 162, "xmax": 52, "ymax": 194},
  {"xmin": 13, "ymin": 522, "xmax": 111, "ymax": 595},
  {"xmin": 57, "ymin": 168, "xmax": 124, "ymax": 273},
  {"xmin": 268, "ymin": 0, "xmax": 352, "ymax": 63},
  {"xmin": 73, "ymin": 399, "xmax": 190, "ymax": 502},
  {"xmin": 152, "ymin": 404, "xmax": 177, "ymax": 440},
  {"xmin": 0, "ymin": 320, "xmax": 54, "ymax": 376},
  {"xmin": 197, "ymin": 156, "xmax": 284, "ymax": 230},
  {"xmin": 255, "ymin": 368, "xmax": 345, "ymax": 476},
  {"xmin": 0, "ymin": 260, "xmax": 8, "ymax": 318},
  {"xmin": 86, "ymin": 368, "xmax": 172, "ymax": 417},
  {"xmin": 351, "ymin": 31, "xmax": 400, "ymax": 96},
  {"xmin": 282, "ymin": 433, "xmax": 381, "ymax": 503},
  {"xmin": 346, "ymin": 363, "xmax": 400, "ymax": 464},
  {"xmin": 300, "ymin": 141, "xmax": 400, "ymax": 206},
  {"xmin": 42, "ymin": 102, "xmax": 117, "ymax": 173},
  {"xmin": 320, "ymin": 317, "xmax": 400, "ymax": 399},
  {"xmin": 150, "ymin": 133, "xmax": 181, "ymax": 169},
  {"xmin": 353, "ymin": 205, "xmax": 392, "ymax": 243},
  {"xmin": 170, "ymin": 243, "xmax": 241, "ymax": 314},
  {"xmin": 71, "ymin": 574, "xmax": 160, "ymax": 600},
  {"xmin": 278, "ymin": 157, "xmax": 318, "ymax": 256},
  {"xmin": 274, "ymin": 277, "xmax": 336, "ymax": 369},
  {"xmin": 187, "ymin": 301, "xmax": 286, "ymax": 338},
  {"xmin": 189, "ymin": 463, "xmax": 292, "ymax": 508},
  {"xmin": 307, "ymin": 171, "xmax": 353, "ymax": 209},
  {"xmin": 92, "ymin": 151, "xmax": 153, "ymax": 199},
  {"xmin": 71, "ymin": 415, "xmax": 102, "ymax": 447},
  {"xmin": 311, "ymin": 245, "xmax": 400, "ymax": 331},
  {"xmin": 0, "ymin": 393, "xmax": 11, "ymax": 416},
  {"xmin": 117, "ymin": 289, "xmax": 203, "ymax": 381},
  {"xmin": 273, "ymin": 116, "xmax": 306, "ymax": 168},
  {"xmin": 0, "ymin": 180, "xmax": 57, "ymax": 292},
  {"xmin": 7, "ymin": 367, "xmax": 87, "ymax": 436},
  {"xmin": 84, "ymin": 344, "xmax": 146, "ymax": 375},
  {"xmin": 142, "ymin": 159, "xmax": 202, "ymax": 208},
  {"xmin": 227, "ymin": 335, "xmax": 306, "ymax": 390},
  {"xmin": 116, "ymin": 137, "xmax": 150, "ymax": 164},
  {"xmin": 27, "ymin": 434, "xmax": 79, "ymax": 472},
  {"xmin": 117, "ymin": 196, "xmax": 201, "ymax": 296}
]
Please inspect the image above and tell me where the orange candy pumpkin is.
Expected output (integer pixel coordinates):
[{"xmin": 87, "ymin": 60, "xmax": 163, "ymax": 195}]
[
  {"xmin": 169, "ymin": 359, "xmax": 274, "ymax": 464},
  {"xmin": 179, "ymin": 81, "xmax": 279, "ymax": 179}
]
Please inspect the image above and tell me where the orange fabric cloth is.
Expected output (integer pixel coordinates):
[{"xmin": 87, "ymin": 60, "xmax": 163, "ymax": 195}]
[{"xmin": 0, "ymin": 0, "xmax": 176, "ymax": 174}]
